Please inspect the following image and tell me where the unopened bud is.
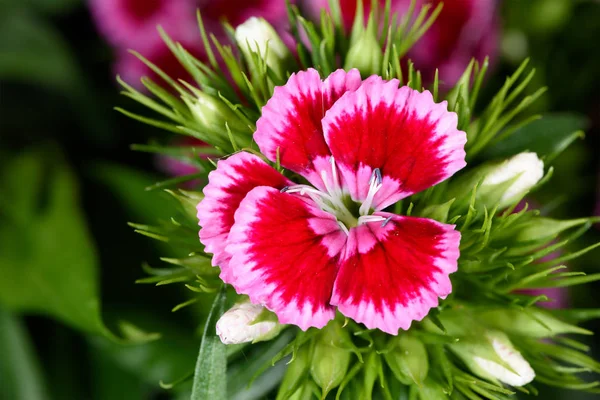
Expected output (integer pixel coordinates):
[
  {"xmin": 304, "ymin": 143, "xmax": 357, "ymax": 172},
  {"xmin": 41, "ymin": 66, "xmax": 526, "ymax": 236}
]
[
  {"xmin": 310, "ymin": 322, "xmax": 351, "ymax": 397},
  {"xmin": 344, "ymin": 29, "xmax": 382, "ymax": 76},
  {"xmin": 481, "ymin": 152, "xmax": 544, "ymax": 208},
  {"xmin": 235, "ymin": 17, "xmax": 292, "ymax": 78},
  {"xmin": 184, "ymin": 91, "xmax": 246, "ymax": 133},
  {"xmin": 451, "ymin": 331, "xmax": 535, "ymax": 387},
  {"xmin": 384, "ymin": 334, "xmax": 429, "ymax": 386},
  {"xmin": 216, "ymin": 301, "xmax": 281, "ymax": 345},
  {"xmin": 448, "ymin": 152, "xmax": 544, "ymax": 210}
]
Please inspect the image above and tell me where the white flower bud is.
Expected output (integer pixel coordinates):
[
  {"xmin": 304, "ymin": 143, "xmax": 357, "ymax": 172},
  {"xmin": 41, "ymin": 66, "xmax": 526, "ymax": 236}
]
[
  {"xmin": 481, "ymin": 152, "xmax": 544, "ymax": 207},
  {"xmin": 234, "ymin": 17, "xmax": 291, "ymax": 77},
  {"xmin": 216, "ymin": 301, "xmax": 279, "ymax": 345},
  {"xmin": 473, "ymin": 333, "xmax": 535, "ymax": 386}
]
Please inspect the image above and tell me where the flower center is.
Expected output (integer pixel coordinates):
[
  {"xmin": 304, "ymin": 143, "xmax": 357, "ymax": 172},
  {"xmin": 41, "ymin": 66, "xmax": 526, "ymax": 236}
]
[{"xmin": 281, "ymin": 157, "xmax": 387, "ymax": 234}]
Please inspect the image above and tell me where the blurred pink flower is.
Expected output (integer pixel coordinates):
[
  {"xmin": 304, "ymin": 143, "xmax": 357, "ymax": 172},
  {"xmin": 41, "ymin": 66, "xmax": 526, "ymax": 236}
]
[
  {"xmin": 155, "ymin": 137, "xmax": 209, "ymax": 188},
  {"xmin": 198, "ymin": 0, "xmax": 290, "ymax": 31},
  {"xmin": 303, "ymin": 0, "xmax": 499, "ymax": 87},
  {"xmin": 89, "ymin": 0, "xmax": 198, "ymax": 52}
]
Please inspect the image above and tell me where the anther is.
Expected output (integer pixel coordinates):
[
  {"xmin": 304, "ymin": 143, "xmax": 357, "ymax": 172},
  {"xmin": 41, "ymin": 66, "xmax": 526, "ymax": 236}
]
[
  {"xmin": 280, "ymin": 186, "xmax": 290, "ymax": 193},
  {"xmin": 370, "ymin": 168, "xmax": 382, "ymax": 186},
  {"xmin": 381, "ymin": 216, "xmax": 393, "ymax": 227}
]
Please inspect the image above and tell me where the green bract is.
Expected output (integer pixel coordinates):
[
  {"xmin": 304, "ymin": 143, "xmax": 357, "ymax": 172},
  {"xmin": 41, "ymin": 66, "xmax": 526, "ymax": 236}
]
[{"xmin": 118, "ymin": 0, "xmax": 600, "ymax": 398}]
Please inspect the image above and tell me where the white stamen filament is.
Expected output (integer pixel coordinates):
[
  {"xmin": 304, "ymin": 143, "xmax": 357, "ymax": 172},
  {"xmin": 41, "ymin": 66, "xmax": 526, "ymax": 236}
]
[
  {"xmin": 359, "ymin": 168, "xmax": 383, "ymax": 216},
  {"xmin": 281, "ymin": 160, "xmax": 388, "ymax": 234},
  {"xmin": 358, "ymin": 215, "xmax": 386, "ymax": 225}
]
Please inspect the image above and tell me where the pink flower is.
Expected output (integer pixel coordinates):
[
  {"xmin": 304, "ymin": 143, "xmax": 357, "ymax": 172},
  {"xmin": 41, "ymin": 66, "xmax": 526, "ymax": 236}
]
[
  {"xmin": 303, "ymin": 0, "xmax": 499, "ymax": 86},
  {"xmin": 89, "ymin": 0, "xmax": 198, "ymax": 52},
  {"xmin": 199, "ymin": 0, "xmax": 290, "ymax": 31},
  {"xmin": 196, "ymin": 69, "xmax": 466, "ymax": 334},
  {"xmin": 155, "ymin": 137, "xmax": 208, "ymax": 178}
]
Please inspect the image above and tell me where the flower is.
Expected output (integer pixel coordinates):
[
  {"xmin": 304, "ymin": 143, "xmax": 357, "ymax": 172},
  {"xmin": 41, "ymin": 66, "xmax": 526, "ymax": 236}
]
[
  {"xmin": 235, "ymin": 17, "xmax": 293, "ymax": 78},
  {"xmin": 303, "ymin": 0, "xmax": 499, "ymax": 86},
  {"xmin": 481, "ymin": 152, "xmax": 545, "ymax": 208},
  {"xmin": 216, "ymin": 301, "xmax": 280, "ymax": 344},
  {"xmin": 199, "ymin": 0, "xmax": 290, "ymax": 30},
  {"xmin": 89, "ymin": 0, "xmax": 198, "ymax": 51},
  {"xmin": 197, "ymin": 68, "xmax": 467, "ymax": 334}
]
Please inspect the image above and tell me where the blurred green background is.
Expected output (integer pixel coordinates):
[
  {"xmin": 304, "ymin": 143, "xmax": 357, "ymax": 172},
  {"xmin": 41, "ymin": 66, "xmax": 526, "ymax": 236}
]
[{"xmin": 0, "ymin": 0, "xmax": 599, "ymax": 399}]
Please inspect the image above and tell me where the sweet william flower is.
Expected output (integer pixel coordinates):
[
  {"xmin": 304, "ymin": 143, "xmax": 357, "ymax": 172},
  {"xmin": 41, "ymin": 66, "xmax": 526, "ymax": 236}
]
[
  {"xmin": 197, "ymin": 68, "xmax": 466, "ymax": 334},
  {"xmin": 216, "ymin": 301, "xmax": 281, "ymax": 344}
]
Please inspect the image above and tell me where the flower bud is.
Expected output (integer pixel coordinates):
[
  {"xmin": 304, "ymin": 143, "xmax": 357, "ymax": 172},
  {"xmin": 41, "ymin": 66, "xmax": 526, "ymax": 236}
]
[
  {"xmin": 215, "ymin": 301, "xmax": 281, "ymax": 345},
  {"xmin": 448, "ymin": 152, "xmax": 544, "ymax": 210},
  {"xmin": 310, "ymin": 322, "xmax": 352, "ymax": 397},
  {"xmin": 480, "ymin": 152, "xmax": 544, "ymax": 208},
  {"xmin": 384, "ymin": 334, "xmax": 429, "ymax": 386},
  {"xmin": 451, "ymin": 331, "xmax": 535, "ymax": 387},
  {"xmin": 183, "ymin": 91, "xmax": 246, "ymax": 133},
  {"xmin": 343, "ymin": 28, "xmax": 382, "ymax": 76},
  {"xmin": 235, "ymin": 17, "xmax": 292, "ymax": 79}
]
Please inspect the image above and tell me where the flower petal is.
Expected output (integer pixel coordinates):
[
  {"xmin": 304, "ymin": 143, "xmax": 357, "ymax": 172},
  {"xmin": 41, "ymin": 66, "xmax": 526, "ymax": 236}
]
[
  {"xmin": 197, "ymin": 152, "xmax": 290, "ymax": 281},
  {"xmin": 226, "ymin": 186, "xmax": 347, "ymax": 330},
  {"xmin": 255, "ymin": 68, "xmax": 362, "ymax": 190},
  {"xmin": 331, "ymin": 213, "xmax": 460, "ymax": 334},
  {"xmin": 322, "ymin": 79, "xmax": 467, "ymax": 210}
]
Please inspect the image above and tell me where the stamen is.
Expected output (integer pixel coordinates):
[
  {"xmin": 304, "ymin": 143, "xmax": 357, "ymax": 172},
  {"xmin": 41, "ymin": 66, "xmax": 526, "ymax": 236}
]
[
  {"xmin": 381, "ymin": 216, "xmax": 393, "ymax": 227},
  {"xmin": 358, "ymin": 215, "xmax": 387, "ymax": 225},
  {"xmin": 337, "ymin": 221, "xmax": 350, "ymax": 235},
  {"xmin": 280, "ymin": 186, "xmax": 290, "ymax": 193},
  {"xmin": 359, "ymin": 168, "xmax": 384, "ymax": 215}
]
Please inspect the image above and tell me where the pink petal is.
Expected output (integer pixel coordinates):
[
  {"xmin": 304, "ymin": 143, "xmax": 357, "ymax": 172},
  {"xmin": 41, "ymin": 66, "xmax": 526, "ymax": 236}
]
[
  {"xmin": 226, "ymin": 186, "xmax": 347, "ymax": 330},
  {"xmin": 197, "ymin": 152, "xmax": 290, "ymax": 281},
  {"xmin": 322, "ymin": 79, "xmax": 466, "ymax": 210},
  {"xmin": 255, "ymin": 68, "xmax": 362, "ymax": 190},
  {"xmin": 331, "ymin": 213, "xmax": 460, "ymax": 334},
  {"xmin": 89, "ymin": 0, "xmax": 197, "ymax": 51}
]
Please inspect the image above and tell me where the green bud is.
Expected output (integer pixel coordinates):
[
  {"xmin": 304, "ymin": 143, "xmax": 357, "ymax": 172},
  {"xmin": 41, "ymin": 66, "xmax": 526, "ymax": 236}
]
[
  {"xmin": 235, "ymin": 17, "xmax": 293, "ymax": 79},
  {"xmin": 310, "ymin": 322, "xmax": 352, "ymax": 397},
  {"xmin": 183, "ymin": 90, "xmax": 247, "ymax": 134},
  {"xmin": 277, "ymin": 345, "xmax": 311, "ymax": 400},
  {"xmin": 476, "ymin": 308, "xmax": 592, "ymax": 338},
  {"xmin": 343, "ymin": 28, "xmax": 382, "ymax": 76},
  {"xmin": 384, "ymin": 334, "xmax": 429, "ymax": 386},
  {"xmin": 449, "ymin": 331, "xmax": 535, "ymax": 387}
]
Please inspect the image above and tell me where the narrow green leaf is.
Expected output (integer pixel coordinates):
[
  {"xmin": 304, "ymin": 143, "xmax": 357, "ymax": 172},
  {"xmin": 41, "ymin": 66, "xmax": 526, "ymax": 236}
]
[{"xmin": 191, "ymin": 287, "xmax": 227, "ymax": 400}]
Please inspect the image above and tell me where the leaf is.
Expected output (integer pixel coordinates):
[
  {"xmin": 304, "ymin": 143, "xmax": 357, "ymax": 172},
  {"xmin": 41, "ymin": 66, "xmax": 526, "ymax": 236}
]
[
  {"xmin": 483, "ymin": 113, "xmax": 589, "ymax": 161},
  {"xmin": 0, "ymin": 0, "xmax": 80, "ymax": 15},
  {"xmin": 0, "ymin": 9, "xmax": 81, "ymax": 94},
  {"xmin": 90, "ymin": 309, "xmax": 199, "ymax": 392},
  {"xmin": 0, "ymin": 308, "xmax": 50, "ymax": 400},
  {"xmin": 0, "ymin": 147, "xmax": 113, "ymax": 338},
  {"xmin": 191, "ymin": 287, "xmax": 227, "ymax": 400}
]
